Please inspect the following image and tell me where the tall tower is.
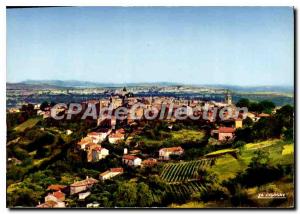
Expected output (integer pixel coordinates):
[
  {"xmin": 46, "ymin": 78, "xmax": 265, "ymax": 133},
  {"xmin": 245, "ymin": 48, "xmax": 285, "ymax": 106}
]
[{"xmin": 224, "ymin": 90, "xmax": 232, "ymax": 105}]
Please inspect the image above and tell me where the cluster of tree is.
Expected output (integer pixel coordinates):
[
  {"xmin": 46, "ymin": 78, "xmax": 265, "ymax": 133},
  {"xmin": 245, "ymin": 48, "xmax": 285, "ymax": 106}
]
[
  {"xmin": 7, "ymin": 169, "xmax": 58, "ymax": 207},
  {"xmin": 6, "ymin": 106, "xmax": 37, "ymax": 131},
  {"xmin": 66, "ymin": 174, "xmax": 167, "ymax": 207},
  {"xmin": 222, "ymin": 150, "xmax": 293, "ymax": 206},
  {"xmin": 235, "ymin": 104, "xmax": 293, "ymax": 143},
  {"xmin": 236, "ymin": 98, "xmax": 276, "ymax": 114}
]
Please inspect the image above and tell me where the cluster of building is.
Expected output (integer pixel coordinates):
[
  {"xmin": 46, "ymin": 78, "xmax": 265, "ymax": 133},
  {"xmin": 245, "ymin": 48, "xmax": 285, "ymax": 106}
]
[
  {"xmin": 36, "ymin": 142, "xmax": 187, "ymax": 208},
  {"xmin": 34, "ymin": 88, "xmax": 277, "ymax": 208},
  {"xmin": 76, "ymin": 128, "xmax": 126, "ymax": 162},
  {"xmin": 37, "ymin": 185, "xmax": 66, "ymax": 208}
]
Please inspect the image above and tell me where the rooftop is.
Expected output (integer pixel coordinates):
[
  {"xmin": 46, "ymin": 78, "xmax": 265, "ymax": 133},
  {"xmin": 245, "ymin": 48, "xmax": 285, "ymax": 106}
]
[
  {"xmin": 160, "ymin": 146, "xmax": 184, "ymax": 153},
  {"xmin": 218, "ymin": 127, "xmax": 235, "ymax": 133},
  {"xmin": 71, "ymin": 177, "xmax": 98, "ymax": 187},
  {"xmin": 123, "ymin": 155, "xmax": 140, "ymax": 161}
]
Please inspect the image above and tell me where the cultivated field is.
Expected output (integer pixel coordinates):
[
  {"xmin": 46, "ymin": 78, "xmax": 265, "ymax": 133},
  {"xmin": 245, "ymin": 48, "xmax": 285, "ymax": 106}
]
[
  {"xmin": 160, "ymin": 159, "xmax": 214, "ymax": 183},
  {"xmin": 14, "ymin": 118, "xmax": 41, "ymax": 132}
]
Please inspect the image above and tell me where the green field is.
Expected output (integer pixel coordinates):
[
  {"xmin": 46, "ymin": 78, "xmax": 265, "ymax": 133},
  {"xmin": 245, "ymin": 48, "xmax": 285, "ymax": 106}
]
[
  {"xmin": 207, "ymin": 140, "xmax": 294, "ymax": 181},
  {"xmin": 14, "ymin": 118, "xmax": 41, "ymax": 132},
  {"xmin": 132, "ymin": 128, "xmax": 206, "ymax": 149},
  {"xmin": 244, "ymin": 140, "xmax": 278, "ymax": 150},
  {"xmin": 205, "ymin": 148, "xmax": 238, "ymax": 157},
  {"xmin": 171, "ymin": 129, "xmax": 205, "ymax": 142},
  {"xmin": 282, "ymin": 144, "xmax": 294, "ymax": 156}
]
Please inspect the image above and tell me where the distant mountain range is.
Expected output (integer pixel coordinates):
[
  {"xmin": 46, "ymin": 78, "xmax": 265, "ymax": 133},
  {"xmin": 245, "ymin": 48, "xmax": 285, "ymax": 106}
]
[
  {"xmin": 6, "ymin": 80, "xmax": 294, "ymax": 94},
  {"xmin": 18, "ymin": 80, "xmax": 182, "ymax": 88}
]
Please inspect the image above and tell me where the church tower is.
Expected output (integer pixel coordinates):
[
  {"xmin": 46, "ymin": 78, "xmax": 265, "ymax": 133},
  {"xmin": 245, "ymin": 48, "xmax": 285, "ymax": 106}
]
[{"xmin": 224, "ymin": 90, "xmax": 232, "ymax": 105}]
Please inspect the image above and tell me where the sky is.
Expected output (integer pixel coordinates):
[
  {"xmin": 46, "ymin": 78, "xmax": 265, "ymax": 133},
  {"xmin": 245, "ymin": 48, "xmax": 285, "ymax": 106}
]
[{"xmin": 7, "ymin": 7, "xmax": 294, "ymax": 86}]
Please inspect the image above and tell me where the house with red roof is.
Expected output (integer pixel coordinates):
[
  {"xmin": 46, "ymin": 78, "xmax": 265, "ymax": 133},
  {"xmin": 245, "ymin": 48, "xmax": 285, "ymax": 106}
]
[
  {"xmin": 218, "ymin": 127, "xmax": 236, "ymax": 141},
  {"xmin": 70, "ymin": 176, "xmax": 98, "ymax": 195},
  {"xmin": 87, "ymin": 129, "xmax": 111, "ymax": 143},
  {"xmin": 99, "ymin": 167, "xmax": 124, "ymax": 181},
  {"xmin": 37, "ymin": 190, "xmax": 66, "ymax": 208},
  {"xmin": 52, "ymin": 190, "xmax": 65, "ymax": 201},
  {"xmin": 47, "ymin": 184, "xmax": 66, "ymax": 192},
  {"xmin": 91, "ymin": 146, "xmax": 109, "ymax": 162},
  {"xmin": 77, "ymin": 137, "xmax": 93, "ymax": 150},
  {"xmin": 141, "ymin": 158, "xmax": 157, "ymax": 168},
  {"xmin": 122, "ymin": 155, "xmax": 142, "ymax": 167},
  {"xmin": 159, "ymin": 146, "xmax": 184, "ymax": 160},
  {"xmin": 108, "ymin": 132, "xmax": 125, "ymax": 144}
]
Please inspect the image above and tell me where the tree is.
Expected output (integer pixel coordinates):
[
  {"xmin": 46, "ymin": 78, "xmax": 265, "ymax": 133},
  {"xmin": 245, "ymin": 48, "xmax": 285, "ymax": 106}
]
[
  {"xmin": 259, "ymin": 100, "xmax": 275, "ymax": 114},
  {"xmin": 235, "ymin": 127, "xmax": 253, "ymax": 142},
  {"xmin": 249, "ymin": 102, "xmax": 263, "ymax": 113},
  {"xmin": 252, "ymin": 117, "xmax": 281, "ymax": 140},
  {"xmin": 243, "ymin": 117, "xmax": 253, "ymax": 127},
  {"xmin": 275, "ymin": 105, "xmax": 294, "ymax": 129},
  {"xmin": 40, "ymin": 101, "xmax": 49, "ymax": 111},
  {"xmin": 249, "ymin": 150, "xmax": 270, "ymax": 168},
  {"xmin": 232, "ymin": 140, "xmax": 246, "ymax": 149},
  {"xmin": 114, "ymin": 182, "xmax": 137, "ymax": 207},
  {"xmin": 137, "ymin": 182, "xmax": 153, "ymax": 207},
  {"xmin": 236, "ymin": 98, "xmax": 250, "ymax": 108}
]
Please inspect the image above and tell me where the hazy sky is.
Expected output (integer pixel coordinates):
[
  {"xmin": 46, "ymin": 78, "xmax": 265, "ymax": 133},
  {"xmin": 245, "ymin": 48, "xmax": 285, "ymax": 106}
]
[{"xmin": 7, "ymin": 7, "xmax": 294, "ymax": 86}]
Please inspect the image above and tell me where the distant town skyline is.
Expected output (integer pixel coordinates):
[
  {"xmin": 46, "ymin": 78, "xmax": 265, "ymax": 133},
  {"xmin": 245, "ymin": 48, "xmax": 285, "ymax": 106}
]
[{"xmin": 7, "ymin": 7, "xmax": 294, "ymax": 86}]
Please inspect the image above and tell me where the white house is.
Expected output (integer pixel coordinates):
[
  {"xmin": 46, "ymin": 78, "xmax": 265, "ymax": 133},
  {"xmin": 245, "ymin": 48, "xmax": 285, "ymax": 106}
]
[
  {"xmin": 159, "ymin": 146, "xmax": 184, "ymax": 160},
  {"xmin": 79, "ymin": 191, "xmax": 91, "ymax": 200},
  {"xmin": 122, "ymin": 155, "xmax": 142, "ymax": 167},
  {"xmin": 41, "ymin": 192, "xmax": 66, "ymax": 208},
  {"xmin": 108, "ymin": 132, "xmax": 125, "ymax": 144},
  {"xmin": 70, "ymin": 176, "xmax": 98, "ymax": 195},
  {"xmin": 99, "ymin": 167, "xmax": 124, "ymax": 181},
  {"xmin": 87, "ymin": 202, "xmax": 100, "ymax": 208},
  {"xmin": 92, "ymin": 147, "xmax": 109, "ymax": 162}
]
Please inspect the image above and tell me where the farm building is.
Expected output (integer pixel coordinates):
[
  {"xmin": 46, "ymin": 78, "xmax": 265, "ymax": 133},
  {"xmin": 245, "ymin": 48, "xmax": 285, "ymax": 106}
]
[
  {"xmin": 122, "ymin": 155, "xmax": 142, "ymax": 167},
  {"xmin": 70, "ymin": 176, "xmax": 98, "ymax": 195},
  {"xmin": 99, "ymin": 167, "xmax": 124, "ymax": 181},
  {"xmin": 159, "ymin": 146, "xmax": 184, "ymax": 160},
  {"xmin": 218, "ymin": 127, "xmax": 235, "ymax": 141}
]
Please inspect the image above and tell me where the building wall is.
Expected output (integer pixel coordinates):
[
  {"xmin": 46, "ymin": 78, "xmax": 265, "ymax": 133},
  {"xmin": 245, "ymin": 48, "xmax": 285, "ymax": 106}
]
[
  {"xmin": 133, "ymin": 158, "xmax": 142, "ymax": 166},
  {"xmin": 54, "ymin": 201, "xmax": 66, "ymax": 208},
  {"xmin": 218, "ymin": 133, "xmax": 233, "ymax": 141},
  {"xmin": 70, "ymin": 185, "xmax": 87, "ymax": 195},
  {"xmin": 235, "ymin": 120, "xmax": 243, "ymax": 129}
]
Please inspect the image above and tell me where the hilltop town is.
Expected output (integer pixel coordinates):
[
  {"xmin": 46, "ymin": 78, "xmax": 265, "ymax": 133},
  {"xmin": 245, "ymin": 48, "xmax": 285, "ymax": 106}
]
[{"xmin": 7, "ymin": 86, "xmax": 294, "ymax": 208}]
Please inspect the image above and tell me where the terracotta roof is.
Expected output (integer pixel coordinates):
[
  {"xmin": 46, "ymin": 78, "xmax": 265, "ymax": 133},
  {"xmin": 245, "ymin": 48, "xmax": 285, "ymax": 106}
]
[
  {"xmin": 110, "ymin": 167, "xmax": 124, "ymax": 173},
  {"xmin": 142, "ymin": 158, "xmax": 157, "ymax": 166},
  {"xmin": 109, "ymin": 132, "xmax": 125, "ymax": 138},
  {"xmin": 123, "ymin": 155, "xmax": 140, "ymax": 161},
  {"xmin": 53, "ymin": 191, "xmax": 65, "ymax": 200},
  {"xmin": 77, "ymin": 137, "xmax": 93, "ymax": 145},
  {"xmin": 218, "ymin": 127, "xmax": 235, "ymax": 133},
  {"xmin": 160, "ymin": 146, "xmax": 184, "ymax": 153},
  {"xmin": 100, "ymin": 168, "xmax": 124, "ymax": 177},
  {"xmin": 71, "ymin": 177, "xmax": 98, "ymax": 187},
  {"xmin": 36, "ymin": 201, "xmax": 57, "ymax": 208},
  {"xmin": 116, "ymin": 128, "xmax": 125, "ymax": 134},
  {"xmin": 130, "ymin": 150, "xmax": 141, "ymax": 154},
  {"xmin": 99, "ymin": 170, "xmax": 110, "ymax": 177},
  {"xmin": 258, "ymin": 113, "xmax": 270, "ymax": 117},
  {"xmin": 47, "ymin": 184, "xmax": 66, "ymax": 191},
  {"xmin": 85, "ymin": 143, "xmax": 98, "ymax": 150}
]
